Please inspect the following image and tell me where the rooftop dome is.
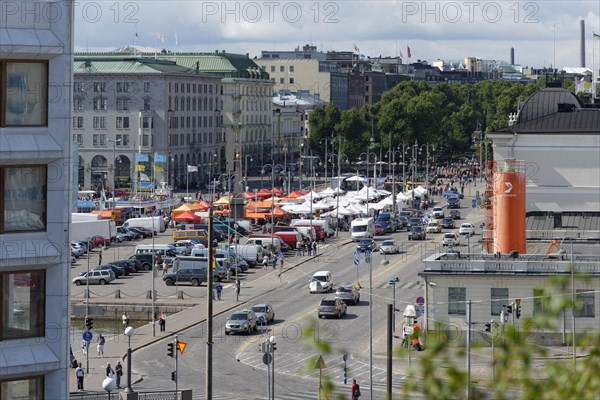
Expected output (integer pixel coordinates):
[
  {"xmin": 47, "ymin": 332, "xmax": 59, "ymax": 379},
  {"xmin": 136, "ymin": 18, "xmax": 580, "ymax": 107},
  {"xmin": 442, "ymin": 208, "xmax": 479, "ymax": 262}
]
[{"xmin": 517, "ymin": 87, "xmax": 583, "ymax": 124}]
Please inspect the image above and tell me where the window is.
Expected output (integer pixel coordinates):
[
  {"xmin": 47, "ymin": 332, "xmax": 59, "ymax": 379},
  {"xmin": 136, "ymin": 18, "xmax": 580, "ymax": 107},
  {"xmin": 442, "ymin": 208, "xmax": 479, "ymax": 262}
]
[
  {"xmin": 289, "ymin": 65, "xmax": 294, "ymax": 72},
  {"xmin": 208, "ymin": 116, "xmax": 213, "ymax": 127},
  {"xmin": 116, "ymin": 117, "xmax": 129, "ymax": 129},
  {"xmin": 1, "ymin": 271, "xmax": 46, "ymax": 340},
  {"xmin": 289, "ymin": 78, "xmax": 295, "ymax": 84},
  {"xmin": 144, "ymin": 98, "xmax": 151, "ymax": 110},
  {"xmin": 491, "ymin": 288, "xmax": 509, "ymax": 316},
  {"xmin": 73, "ymin": 116, "xmax": 84, "ymax": 129},
  {"xmin": 93, "ymin": 116, "xmax": 100, "ymax": 129},
  {"xmin": 533, "ymin": 288, "xmax": 545, "ymax": 316},
  {"xmin": 93, "ymin": 134, "xmax": 99, "ymax": 146},
  {"xmin": 74, "ymin": 134, "xmax": 83, "ymax": 146},
  {"xmin": 280, "ymin": 78, "xmax": 285, "ymax": 84},
  {"xmin": 122, "ymin": 134, "xmax": 129, "ymax": 146},
  {"xmin": 280, "ymin": 65, "xmax": 285, "ymax": 72},
  {"xmin": 1, "ymin": 61, "xmax": 48, "ymax": 126},
  {"xmin": 116, "ymin": 98, "xmax": 130, "ymax": 111},
  {"xmin": 73, "ymin": 97, "xmax": 84, "ymax": 111},
  {"xmin": 1, "ymin": 376, "xmax": 45, "ymax": 399},
  {"xmin": 116, "ymin": 82, "xmax": 130, "ymax": 92},
  {"xmin": 74, "ymin": 82, "xmax": 85, "ymax": 92},
  {"xmin": 93, "ymin": 97, "xmax": 107, "ymax": 111},
  {"xmin": 448, "ymin": 287, "xmax": 466, "ymax": 315},
  {"xmin": 93, "ymin": 82, "xmax": 106, "ymax": 92},
  {"xmin": 144, "ymin": 82, "xmax": 151, "ymax": 92},
  {"xmin": 142, "ymin": 135, "xmax": 150, "ymax": 147},
  {"xmin": 270, "ymin": 66, "xmax": 275, "ymax": 72},
  {"xmin": 1, "ymin": 166, "xmax": 47, "ymax": 233},
  {"xmin": 575, "ymin": 290, "xmax": 595, "ymax": 318},
  {"xmin": 175, "ymin": 83, "xmax": 179, "ymax": 93},
  {"xmin": 142, "ymin": 116, "xmax": 152, "ymax": 129},
  {"xmin": 123, "ymin": 98, "xmax": 130, "ymax": 110}
]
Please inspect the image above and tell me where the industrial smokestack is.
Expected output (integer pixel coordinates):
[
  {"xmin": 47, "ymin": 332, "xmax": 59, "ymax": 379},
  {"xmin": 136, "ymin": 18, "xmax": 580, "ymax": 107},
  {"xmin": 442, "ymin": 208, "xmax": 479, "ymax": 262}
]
[
  {"xmin": 580, "ymin": 19, "xmax": 586, "ymax": 67},
  {"xmin": 510, "ymin": 47, "xmax": 515, "ymax": 65}
]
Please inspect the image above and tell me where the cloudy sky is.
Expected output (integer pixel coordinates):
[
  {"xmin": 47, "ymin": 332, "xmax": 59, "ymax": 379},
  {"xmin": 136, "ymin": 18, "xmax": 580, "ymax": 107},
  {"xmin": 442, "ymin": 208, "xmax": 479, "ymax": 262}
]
[{"xmin": 74, "ymin": 1, "xmax": 600, "ymax": 69}]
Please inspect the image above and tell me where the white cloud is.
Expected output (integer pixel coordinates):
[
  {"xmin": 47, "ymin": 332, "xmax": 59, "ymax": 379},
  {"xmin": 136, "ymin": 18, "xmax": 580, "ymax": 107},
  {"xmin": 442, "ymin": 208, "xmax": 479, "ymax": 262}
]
[{"xmin": 74, "ymin": 1, "xmax": 600, "ymax": 68}]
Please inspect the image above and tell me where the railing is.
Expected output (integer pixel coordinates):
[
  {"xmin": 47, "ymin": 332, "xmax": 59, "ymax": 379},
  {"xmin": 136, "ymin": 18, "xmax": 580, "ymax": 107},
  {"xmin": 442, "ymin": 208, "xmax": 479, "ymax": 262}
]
[
  {"xmin": 70, "ymin": 389, "xmax": 191, "ymax": 400},
  {"xmin": 526, "ymin": 229, "xmax": 600, "ymax": 240}
]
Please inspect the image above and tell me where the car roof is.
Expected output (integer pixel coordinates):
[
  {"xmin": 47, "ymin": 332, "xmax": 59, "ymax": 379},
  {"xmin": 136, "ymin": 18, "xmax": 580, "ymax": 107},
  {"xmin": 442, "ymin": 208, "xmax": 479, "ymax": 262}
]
[
  {"xmin": 251, "ymin": 303, "xmax": 269, "ymax": 308},
  {"xmin": 382, "ymin": 240, "xmax": 395, "ymax": 244},
  {"xmin": 313, "ymin": 271, "xmax": 331, "ymax": 276}
]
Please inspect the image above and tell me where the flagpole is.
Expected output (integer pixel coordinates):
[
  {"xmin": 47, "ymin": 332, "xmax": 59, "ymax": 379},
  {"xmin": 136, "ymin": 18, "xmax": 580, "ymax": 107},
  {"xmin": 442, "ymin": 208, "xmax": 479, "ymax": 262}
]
[{"xmin": 186, "ymin": 168, "xmax": 189, "ymax": 201}]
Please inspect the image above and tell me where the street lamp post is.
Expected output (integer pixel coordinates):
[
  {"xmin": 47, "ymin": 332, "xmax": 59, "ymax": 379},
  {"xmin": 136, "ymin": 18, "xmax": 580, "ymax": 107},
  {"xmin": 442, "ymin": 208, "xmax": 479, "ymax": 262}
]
[
  {"xmin": 299, "ymin": 143, "xmax": 304, "ymax": 191},
  {"xmin": 124, "ymin": 326, "xmax": 135, "ymax": 392},
  {"xmin": 388, "ymin": 277, "xmax": 400, "ymax": 333},
  {"xmin": 420, "ymin": 143, "xmax": 435, "ymax": 188},
  {"xmin": 107, "ymin": 139, "xmax": 121, "ymax": 213},
  {"xmin": 244, "ymin": 155, "xmax": 253, "ymax": 191}
]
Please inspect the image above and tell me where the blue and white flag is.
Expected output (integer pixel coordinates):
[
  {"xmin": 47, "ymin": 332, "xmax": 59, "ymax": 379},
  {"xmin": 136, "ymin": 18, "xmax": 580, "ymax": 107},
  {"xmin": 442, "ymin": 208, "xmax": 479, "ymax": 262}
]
[
  {"xmin": 154, "ymin": 153, "xmax": 166, "ymax": 163},
  {"xmin": 136, "ymin": 153, "xmax": 149, "ymax": 162}
]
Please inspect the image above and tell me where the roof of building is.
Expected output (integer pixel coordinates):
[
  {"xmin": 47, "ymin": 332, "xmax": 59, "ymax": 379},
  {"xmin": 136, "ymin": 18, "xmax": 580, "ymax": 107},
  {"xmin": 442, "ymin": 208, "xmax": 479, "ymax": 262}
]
[
  {"xmin": 494, "ymin": 87, "xmax": 600, "ymax": 134},
  {"xmin": 73, "ymin": 57, "xmax": 198, "ymax": 75},
  {"xmin": 75, "ymin": 51, "xmax": 267, "ymax": 79}
]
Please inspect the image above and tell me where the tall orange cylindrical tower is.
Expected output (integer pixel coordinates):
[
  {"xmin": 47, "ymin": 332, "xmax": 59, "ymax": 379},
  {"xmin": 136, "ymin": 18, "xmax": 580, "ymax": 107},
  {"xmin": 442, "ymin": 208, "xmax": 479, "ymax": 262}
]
[{"xmin": 492, "ymin": 159, "xmax": 526, "ymax": 254}]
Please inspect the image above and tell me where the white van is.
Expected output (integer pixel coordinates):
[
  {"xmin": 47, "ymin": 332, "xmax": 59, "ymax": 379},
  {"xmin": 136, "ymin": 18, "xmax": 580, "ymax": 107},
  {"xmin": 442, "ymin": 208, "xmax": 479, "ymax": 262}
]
[
  {"xmin": 245, "ymin": 237, "xmax": 281, "ymax": 253},
  {"xmin": 350, "ymin": 218, "xmax": 375, "ymax": 241},
  {"xmin": 123, "ymin": 216, "xmax": 166, "ymax": 233},
  {"xmin": 135, "ymin": 244, "xmax": 177, "ymax": 262}
]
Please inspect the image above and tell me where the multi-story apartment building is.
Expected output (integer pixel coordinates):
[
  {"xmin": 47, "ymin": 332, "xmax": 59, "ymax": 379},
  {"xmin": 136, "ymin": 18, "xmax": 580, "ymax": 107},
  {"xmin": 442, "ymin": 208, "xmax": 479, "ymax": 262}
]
[
  {"xmin": 0, "ymin": 1, "xmax": 73, "ymax": 398},
  {"xmin": 73, "ymin": 56, "xmax": 222, "ymax": 190}
]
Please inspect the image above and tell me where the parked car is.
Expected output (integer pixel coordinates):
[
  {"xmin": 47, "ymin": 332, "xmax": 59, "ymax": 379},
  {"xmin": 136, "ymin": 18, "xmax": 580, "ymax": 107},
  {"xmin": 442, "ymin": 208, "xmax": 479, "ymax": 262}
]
[
  {"xmin": 317, "ymin": 297, "xmax": 347, "ymax": 319},
  {"xmin": 335, "ymin": 285, "xmax": 360, "ymax": 305},
  {"xmin": 431, "ymin": 207, "xmax": 444, "ymax": 219},
  {"xmin": 379, "ymin": 239, "xmax": 399, "ymax": 254},
  {"xmin": 356, "ymin": 238, "xmax": 377, "ymax": 253},
  {"xmin": 171, "ymin": 241, "xmax": 193, "ymax": 256},
  {"xmin": 95, "ymin": 263, "xmax": 123, "ymax": 278},
  {"xmin": 441, "ymin": 218, "xmax": 456, "ymax": 229},
  {"xmin": 117, "ymin": 226, "xmax": 140, "ymax": 240},
  {"xmin": 225, "ymin": 309, "xmax": 258, "ymax": 335},
  {"xmin": 249, "ymin": 304, "xmax": 275, "ymax": 324},
  {"xmin": 73, "ymin": 270, "xmax": 114, "ymax": 285},
  {"xmin": 443, "ymin": 232, "xmax": 460, "ymax": 247},
  {"xmin": 373, "ymin": 224, "xmax": 386, "ymax": 236},
  {"xmin": 128, "ymin": 227, "xmax": 152, "ymax": 238},
  {"xmin": 71, "ymin": 243, "xmax": 85, "ymax": 257},
  {"xmin": 115, "ymin": 232, "xmax": 129, "ymax": 243},
  {"xmin": 123, "ymin": 258, "xmax": 143, "ymax": 272},
  {"xmin": 71, "ymin": 255, "xmax": 77, "ymax": 265},
  {"xmin": 459, "ymin": 223, "xmax": 475, "ymax": 236},
  {"xmin": 448, "ymin": 210, "xmax": 462, "ymax": 220},
  {"xmin": 163, "ymin": 267, "xmax": 207, "ymax": 286},
  {"xmin": 87, "ymin": 235, "xmax": 110, "ymax": 248},
  {"xmin": 111, "ymin": 260, "xmax": 134, "ymax": 275},
  {"xmin": 408, "ymin": 226, "xmax": 426, "ymax": 240},
  {"xmin": 128, "ymin": 254, "xmax": 154, "ymax": 271}
]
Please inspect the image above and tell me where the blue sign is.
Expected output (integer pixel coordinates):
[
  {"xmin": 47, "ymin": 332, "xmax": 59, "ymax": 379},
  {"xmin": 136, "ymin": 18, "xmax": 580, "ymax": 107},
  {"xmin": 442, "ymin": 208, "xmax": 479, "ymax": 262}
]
[
  {"xmin": 353, "ymin": 250, "xmax": 359, "ymax": 259},
  {"xmin": 415, "ymin": 305, "xmax": 425, "ymax": 315},
  {"xmin": 83, "ymin": 330, "xmax": 93, "ymax": 341},
  {"xmin": 353, "ymin": 258, "xmax": 360, "ymax": 266},
  {"xmin": 472, "ymin": 199, "xmax": 477, "ymax": 208},
  {"xmin": 365, "ymin": 250, "xmax": 372, "ymax": 258},
  {"xmin": 278, "ymin": 251, "xmax": 284, "ymax": 259},
  {"xmin": 258, "ymin": 316, "xmax": 265, "ymax": 324}
]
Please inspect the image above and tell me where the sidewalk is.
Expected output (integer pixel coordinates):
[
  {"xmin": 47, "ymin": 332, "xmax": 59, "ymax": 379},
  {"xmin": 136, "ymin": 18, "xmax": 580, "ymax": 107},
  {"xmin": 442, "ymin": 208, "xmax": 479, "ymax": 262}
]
[{"xmin": 70, "ymin": 235, "xmax": 352, "ymax": 395}]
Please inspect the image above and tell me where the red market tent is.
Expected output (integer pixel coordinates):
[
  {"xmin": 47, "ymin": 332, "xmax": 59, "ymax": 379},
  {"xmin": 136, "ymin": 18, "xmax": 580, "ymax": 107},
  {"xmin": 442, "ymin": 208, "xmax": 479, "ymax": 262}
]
[{"xmin": 172, "ymin": 210, "xmax": 202, "ymax": 222}]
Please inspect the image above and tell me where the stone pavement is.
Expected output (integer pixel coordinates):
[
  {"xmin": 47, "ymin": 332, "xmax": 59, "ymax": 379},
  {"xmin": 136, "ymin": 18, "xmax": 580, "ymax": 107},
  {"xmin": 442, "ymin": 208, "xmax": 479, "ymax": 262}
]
[{"xmin": 69, "ymin": 235, "xmax": 352, "ymax": 396}]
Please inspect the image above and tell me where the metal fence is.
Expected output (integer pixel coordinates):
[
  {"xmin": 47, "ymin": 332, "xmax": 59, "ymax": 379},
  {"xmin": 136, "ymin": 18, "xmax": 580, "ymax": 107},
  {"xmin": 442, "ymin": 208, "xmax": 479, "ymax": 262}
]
[{"xmin": 70, "ymin": 390, "xmax": 188, "ymax": 400}]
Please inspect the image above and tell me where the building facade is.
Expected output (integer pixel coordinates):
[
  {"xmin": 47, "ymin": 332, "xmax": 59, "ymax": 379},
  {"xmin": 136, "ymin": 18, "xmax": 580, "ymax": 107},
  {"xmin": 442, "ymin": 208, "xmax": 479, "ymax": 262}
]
[
  {"xmin": 73, "ymin": 57, "xmax": 222, "ymax": 190},
  {"xmin": 0, "ymin": 1, "xmax": 73, "ymax": 398}
]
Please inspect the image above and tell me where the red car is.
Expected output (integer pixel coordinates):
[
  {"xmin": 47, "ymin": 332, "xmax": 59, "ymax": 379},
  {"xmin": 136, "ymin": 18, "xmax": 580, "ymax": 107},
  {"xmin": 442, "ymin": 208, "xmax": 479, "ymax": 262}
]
[
  {"xmin": 374, "ymin": 224, "xmax": 386, "ymax": 236},
  {"xmin": 88, "ymin": 235, "xmax": 111, "ymax": 248}
]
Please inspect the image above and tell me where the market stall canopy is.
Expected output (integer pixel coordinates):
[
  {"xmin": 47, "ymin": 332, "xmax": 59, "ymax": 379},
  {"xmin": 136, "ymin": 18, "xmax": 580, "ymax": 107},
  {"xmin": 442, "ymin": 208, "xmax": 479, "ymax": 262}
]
[
  {"xmin": 345, "ymin": 175, "xmax": 367, "ymax": 182},
  {"xmin": 300, "ymin": 191, "xmax": 323, "ymax": 202},
  {"xmin": 266, "ymin": 206, "xmax": 288, "ymax": 217},
  {"xmin": 194, "ymin": 201, "xmax": 211, "ymax": 211},
  {"xmin": 287, "ymin": 190, "xmax": 307, "ymax": 198},
  {"xmin": 212, "ymin": 196, "xmax": 231, "ymax": 206},
  {"xmin": 172, "ymin": 210, "xmax": 202, "ymax": 222},
  {"xmin": 173, "ymin": 203, "xmax": 200, "ymax": 212}
]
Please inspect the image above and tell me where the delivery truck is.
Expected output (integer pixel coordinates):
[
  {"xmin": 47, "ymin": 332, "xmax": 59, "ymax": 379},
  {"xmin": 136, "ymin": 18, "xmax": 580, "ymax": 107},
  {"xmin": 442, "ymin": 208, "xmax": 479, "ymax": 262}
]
[{"xmin": 70, "ymin": 219, "xmax": 116, "ymax": 243}]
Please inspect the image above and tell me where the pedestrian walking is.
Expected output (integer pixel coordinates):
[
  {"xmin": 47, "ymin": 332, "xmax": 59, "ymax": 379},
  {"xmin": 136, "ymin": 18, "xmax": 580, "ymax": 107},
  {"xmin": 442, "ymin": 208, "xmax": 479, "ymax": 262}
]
[
  {"xmin": 159, "ymin": 312, "xmax": 166, "ymax": 332},
  {"xmin": 262, "ymin": 254, "xmax": 269, "ymax": 270},
  {"xmin": 312, "ymin": 241, "xmax": 318, "ymax": 256},
  {"xmin": 81, "ymin": 339, "xmax": 89, "ymax": 355},
  {"xmin": 280, "ymin": 256, "xmax": 284, "ymax": 269},
  {"xmin": 215, "ymin": 282, "xmax": 223, "ymax": 300},
  {"xmin": 351, "ymin": 379, "xmax": 361, "ymax": 399},
  {"xmin": 122, "ymin": 312, "xmax": 130, "ymax": 328},
  {"xmin": 75, "ymin": 362, "xmax": 84, "ymax": 391},
  {"xmin": 297, "ymin": 241, "xmax": 303, "ymax": 256},
  {"xmin": 162, "ymin": 259, "xmax": 168, "ymax": 276},
  {"xmin": 96, "ymin": 333, "xmax": 105, "ymax": 358},
  {"xmin": 98, "ymin": 251, "xmax": 102, "ymax": 266},
  {"xmin": 106, "ymin": 362, "xmax": 115, "ymax": 378},
  {"xmin": 235, "ymin": 280, "xmax": 241, "ymax": 298},
  {"xmin": 272, "ymin": 255, "xmax": 277, "ymax": 270},
  {"xmin": 115, "ymin": 361, "xmax": 123, "ymax": 388}
]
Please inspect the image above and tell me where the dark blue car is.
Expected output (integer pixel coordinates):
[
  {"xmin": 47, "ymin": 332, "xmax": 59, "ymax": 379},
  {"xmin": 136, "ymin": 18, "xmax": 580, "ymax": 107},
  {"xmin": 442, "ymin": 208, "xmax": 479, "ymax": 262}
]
[{"xmin": 375, "ymin": 212, "xmax": 397, "ymax": 233}]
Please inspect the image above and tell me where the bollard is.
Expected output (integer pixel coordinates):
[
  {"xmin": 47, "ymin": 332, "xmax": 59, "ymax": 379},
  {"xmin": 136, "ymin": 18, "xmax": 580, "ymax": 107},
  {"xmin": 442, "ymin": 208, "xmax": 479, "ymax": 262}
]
[
  {"xmin": 85, "ymin": 289, "xmax": 89, "ymax": 299},
  {"xmin": 115, "ymin": 289, "xmax": 121, "ymax": 299},
  {"xmin": 178, "ymin": 290, "xmax": 184, "ymax": 299},
  {"xmin": 146, "ymin": 290, "xmax": 152, "ymax": 299}
]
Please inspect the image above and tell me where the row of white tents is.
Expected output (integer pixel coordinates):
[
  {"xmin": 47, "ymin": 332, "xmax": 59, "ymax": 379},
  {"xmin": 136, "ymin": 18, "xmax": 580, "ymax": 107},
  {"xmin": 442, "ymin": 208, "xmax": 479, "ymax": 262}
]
[{"xmin": 280, "ymin": 185, "xmax": 429, "ymax": 218}]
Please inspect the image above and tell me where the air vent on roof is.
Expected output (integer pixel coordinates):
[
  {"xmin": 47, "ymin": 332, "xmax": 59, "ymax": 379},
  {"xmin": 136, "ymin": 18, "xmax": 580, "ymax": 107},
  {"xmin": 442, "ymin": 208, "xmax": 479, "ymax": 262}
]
[{"xmin": 557, "ymin": 103, "xmax": 576, "ymax": 112}]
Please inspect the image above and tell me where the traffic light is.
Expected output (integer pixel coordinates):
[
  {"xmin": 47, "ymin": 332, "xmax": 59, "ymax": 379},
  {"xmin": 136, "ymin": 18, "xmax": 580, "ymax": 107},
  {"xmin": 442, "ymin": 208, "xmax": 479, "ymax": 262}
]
[
  {"xmin": 258, "ymin": 342, "xmax": 266, "ymax": 353},
  {"xmin": 85, "ymin": 317, "xmax": 93, "ymax": 330},
  {"xmin": 505, "ymin": 304, "xmax": 513, "ymax": 314},
  {"xmin": 270, "ymin": 340, "xmax": 277, "ymax": 352},
  {"xmin": 484, "ymin": 322, "xmax": 492, "ymax": 333},
  {"xmin": 171, "ymin": 371, "xmax": 177, "ymax": 382},
  {"xmin": 167, "ymin": 342, "xmax": 175, "ymax": 358},
  {"xmin": 516, "ymin": 305, "xmax": 522, "ymax": 319}
]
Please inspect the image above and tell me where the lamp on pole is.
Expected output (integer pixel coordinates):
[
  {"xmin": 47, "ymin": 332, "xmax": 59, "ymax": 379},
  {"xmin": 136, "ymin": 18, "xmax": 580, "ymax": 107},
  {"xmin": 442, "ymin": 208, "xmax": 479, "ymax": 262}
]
[
  {"xmin": 124, "ymin": 326, "xmax": 135, "ymax": 392},
  {"xmin": 299, "ymin": 143, "xmax": 304, "ymax": 191},
  {"xmin": 359, "ymin": 151, "xmax": 376, "ymax": 216},
  {"xmin": 107, "ymin": 139, "xmax": 121, "ymax": 213},
  {"xmin": 244, "ymin": 155, "xmax": 253, "ymax": 190},
  {"xmin": 419, "ymin": 143, "xmax": 435, "ymax": 188}
]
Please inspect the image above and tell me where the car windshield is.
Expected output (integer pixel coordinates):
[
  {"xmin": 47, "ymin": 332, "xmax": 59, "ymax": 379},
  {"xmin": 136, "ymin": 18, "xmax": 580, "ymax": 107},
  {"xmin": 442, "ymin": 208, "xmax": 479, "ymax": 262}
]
[
  {"xmin": 352, "ymin": 225, "xmax": 367, "ymax": 232},
  {"xmin": 382, "ymin": 240, "xmax": 394, "ymax": 246},
  {"xmin": 230, "ymin": 313, "xmax": 248, "ymax": 320},
  {"xmin": 337, "ymin": 288, "xmax": 350, "ymax": 293},
  {"xmin": 412, "ymin": 226, "xmax": 423, "ymax": 232},
  {"xmin": 313, "ymin": 275, "xmax": 327, "ymax": 282},
  {"xmin": 320, "ymin": 300, "xmax": 336, "ymax": 306},
  {"xmin": 251, "ymin": 306, "xmax": 266, "ymax": 313},
  {"xmin": 359, "ymin": 239, "xmax": 372, "ymax": 245},
  {"xmin": 445, "ymin": 234, "xmax": 456, "ymax": 238}
]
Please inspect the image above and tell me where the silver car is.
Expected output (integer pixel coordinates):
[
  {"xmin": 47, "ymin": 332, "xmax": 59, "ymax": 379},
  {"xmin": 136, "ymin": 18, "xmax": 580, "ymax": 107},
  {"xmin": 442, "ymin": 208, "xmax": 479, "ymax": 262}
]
[
  {"xmin": 225, "ymin": 309, "xmax": 258, "ymax": 335},
  {"xmin": 72, "ymin": 270, "xmax": 114, "ymax": 285},
  {"xmin": 335, "ymin": 285, "xmax": 360, "ymax": 305},
  {"xmin": 249, "ymin": 304, "xmax": 275, "ymax": 325},
  {"xmin": 379, "ymin": 239, "xmax": 399, "ymax": 254},
  {"xmin": 318, "ymin": 297, "xmax": 347, "ymax": 319}
]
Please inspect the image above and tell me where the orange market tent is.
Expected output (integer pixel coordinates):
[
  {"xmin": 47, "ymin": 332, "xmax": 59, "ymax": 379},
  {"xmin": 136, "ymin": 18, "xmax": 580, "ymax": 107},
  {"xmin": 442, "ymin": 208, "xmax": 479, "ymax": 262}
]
[
  {"xmin": 243, "ymin": 191, "xmax": 257, "ymax": 200},
  {"xmin": 172, "ymin": 203, "xmax": 200, "ymax": 218},
  {"xmin": 172, "ymin": 210, "xmax": 202, "ymax": 222},
  {"xmin": 194, "ymin": 201, "xmax": 211, "ymax": 211},
  {"xmin": 266, "ymin": 206, "xmax": 288, "ymax": 217},
  {"xmin": 287, "ymin": 190, "xmax": 306, "ymax": 198}
]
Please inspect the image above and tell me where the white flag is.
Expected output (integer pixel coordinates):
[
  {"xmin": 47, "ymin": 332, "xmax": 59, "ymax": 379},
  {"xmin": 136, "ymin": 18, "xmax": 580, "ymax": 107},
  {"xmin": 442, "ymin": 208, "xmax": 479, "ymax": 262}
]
[
  {"xmin": 187, "ymin": 165, "xmax": 198, "ymax": 173},
  {"xmin": 155, "ymin": 32, "xmax": 165, "ymax": 45}
]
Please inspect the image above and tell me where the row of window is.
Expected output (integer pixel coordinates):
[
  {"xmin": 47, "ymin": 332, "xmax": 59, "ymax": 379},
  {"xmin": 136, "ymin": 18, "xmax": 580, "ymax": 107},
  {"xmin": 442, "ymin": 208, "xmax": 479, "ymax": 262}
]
[
  {"xmin": 168, "ymin": 132, "xmax": 215, "ymax": 147},
  {"xmin": 169, "ymin": 82, "xmax": 217, "ymax": 95},
  {"xmin": 74, "ymin": 81, "xmax": 151, "ymax": 93},
  {"xmin": 168, "ymin": 115, "xmax": 220, "ymax": 130},
  {"xmin": 73, "ymin": 116, "xmax": 157, "ymax": 130},
  {"xmin": 168, "ymin": 96, "xmax": 220, "ymax": 112},
  {"xmin": 0, "ymin": 61, "xmax": 48, "ymax": 127},
  {"xmin": 74, "ymin": 134, "xmax": 131, "ymax": 147},
  {"xmin": 279, "ymin": 78, "xmax": 295, "ymax": 84},
  {"xmin": 262, "ymin": 65, "xmax": 295, "ymax": 73},
  {"xmin": 448, "ymin": 287, "xmax": 595, "ymax": 317}
]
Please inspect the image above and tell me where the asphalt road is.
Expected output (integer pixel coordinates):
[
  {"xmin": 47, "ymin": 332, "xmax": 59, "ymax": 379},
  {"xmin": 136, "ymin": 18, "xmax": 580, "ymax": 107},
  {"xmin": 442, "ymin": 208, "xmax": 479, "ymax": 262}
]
[{"xmin": 124, "ymin": 193, "xmax": 487, "ymax": 399}]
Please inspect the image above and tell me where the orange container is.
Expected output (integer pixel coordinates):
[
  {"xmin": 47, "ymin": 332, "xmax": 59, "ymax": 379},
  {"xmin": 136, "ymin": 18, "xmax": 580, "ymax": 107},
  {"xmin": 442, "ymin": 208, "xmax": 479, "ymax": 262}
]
[{"xmin": 492, "ymin": 162, "xmax": 526, "ymax": 254}]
